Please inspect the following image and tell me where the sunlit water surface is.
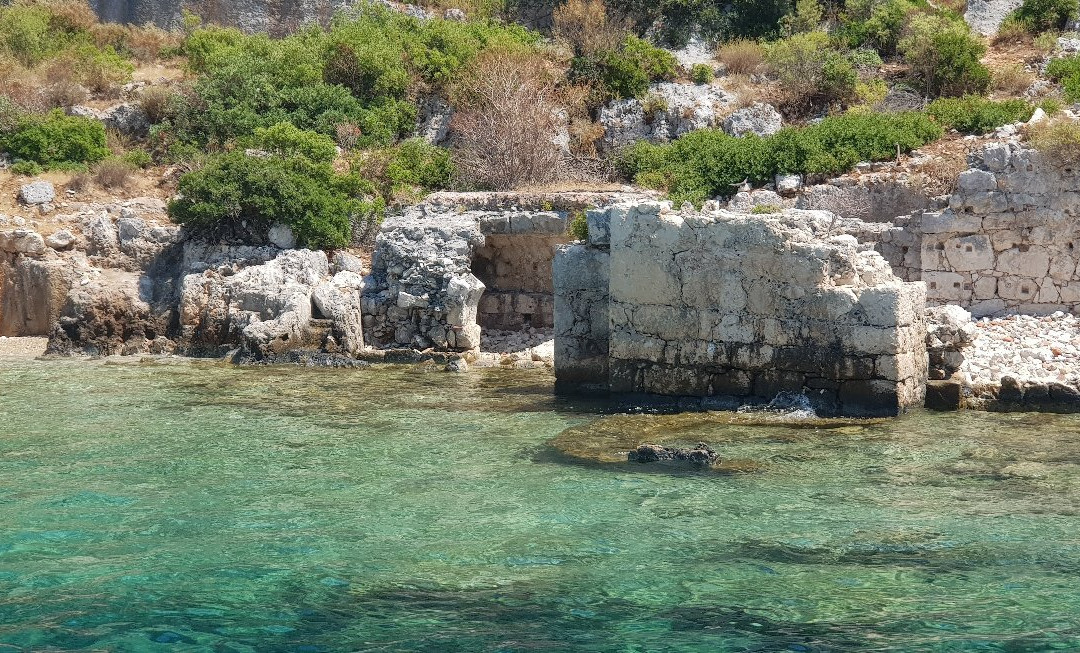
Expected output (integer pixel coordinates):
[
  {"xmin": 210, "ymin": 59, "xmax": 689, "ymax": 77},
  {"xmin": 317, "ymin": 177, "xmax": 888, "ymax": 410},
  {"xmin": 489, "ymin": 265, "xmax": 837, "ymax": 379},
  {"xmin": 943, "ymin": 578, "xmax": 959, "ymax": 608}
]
[{"xmin": 2, "ymin": 358, "xmax": 1080, "ymax": 652}]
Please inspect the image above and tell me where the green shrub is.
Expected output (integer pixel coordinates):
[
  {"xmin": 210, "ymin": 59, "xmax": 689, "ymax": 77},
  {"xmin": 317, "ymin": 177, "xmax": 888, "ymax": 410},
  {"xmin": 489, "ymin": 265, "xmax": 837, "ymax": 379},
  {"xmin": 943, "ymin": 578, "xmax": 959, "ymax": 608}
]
[
  {"xmin": 1039, "ymin": 97, "xmax": 1064, "ymax": 115},
  {"xmin": 900, "ymin": 14, "xmax": 990, "ymax": 97},
  {"xmin": 926, "ymin": 96, "xmax": 1034, "ymax": 133},
  {"xmin": 168, "ymin": 151, "xmax": 381, "ymax": 249},
  {"xmin": 621, "ymin": 35, "xmax": 678, "ymax": 81},
  {"xmin": 849, "ymin": 47, "xmax": 883, "ymax": 70},
  {"xmin": 839, "ymin": 0, "xmax": 923, "ymax": 55},
  {"xmin": 354, "ymin": 138, "xmax": 454, "ymax": 202},
  {"xmin": 1047, "ymin": 55, "xmax": 1080, "ymax": 102},
  {"xmin": 780, "ymin": 0, "xmax": 824, "ymax": 35},
  {"xmin": 120, "ymin": 148, "xmax": 153, "ymax": 168},
  {"xmin": 767, "ymin": 31, "xmax": 857, "ymax": 110},
  {"xmin": 10, "ymin": 160, "xmax": 44, "ymax": 176},
  {"xmin": 251, "ymin": 123, "xmax": 337, "ymax": 163},
  {"xmin": 1007, "ymin": 0, "xmax": 1079, "ymax": 31},
  {"xmin": 0, "ymin": 5, "xmax": 54, "ymax": 67},
  {"xmin": 751, "ymin": 204, "xmax": 782, "ymax": 214},
  {"xmin": 690, "ymin": 63, "xmax": 713, "ymax": 84},
  {"xmin": 0, "ymin": 110, "xmax": 109, "ymax": 167},
  {"xmin": 568, "ymin": 210, "xmax": 589, "ymax": 240},
  {"xmin": 168, "ymin": 9, "xmax": 538, "ymax": 149},
  {"xmin": 620, "ymin": 111, "xmax": 943, "ymax": 205}
]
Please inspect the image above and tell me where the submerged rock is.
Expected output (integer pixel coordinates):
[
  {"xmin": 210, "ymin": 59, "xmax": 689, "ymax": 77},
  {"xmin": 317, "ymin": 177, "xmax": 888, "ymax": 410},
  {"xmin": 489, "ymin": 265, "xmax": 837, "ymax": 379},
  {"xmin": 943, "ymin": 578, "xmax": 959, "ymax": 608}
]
[{"xmin": 628, "ymin": 442, "xmax": 719, "ymax": 466}]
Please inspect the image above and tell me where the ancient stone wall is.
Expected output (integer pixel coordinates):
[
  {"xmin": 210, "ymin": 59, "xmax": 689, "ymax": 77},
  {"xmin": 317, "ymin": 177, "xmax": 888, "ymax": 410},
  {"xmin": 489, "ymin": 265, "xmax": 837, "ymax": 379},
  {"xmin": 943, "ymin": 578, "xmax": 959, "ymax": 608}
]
[
  {"xmin": 362, "ymin": 207, "xmax": 570, "ymax": 350},
  {"xmin": 555, "ymin": 203, "xmax": 928, "ymax": 416},
  {"xmin": 876, "ymin": 143, "xmax": 1080, "ymax": 317}
]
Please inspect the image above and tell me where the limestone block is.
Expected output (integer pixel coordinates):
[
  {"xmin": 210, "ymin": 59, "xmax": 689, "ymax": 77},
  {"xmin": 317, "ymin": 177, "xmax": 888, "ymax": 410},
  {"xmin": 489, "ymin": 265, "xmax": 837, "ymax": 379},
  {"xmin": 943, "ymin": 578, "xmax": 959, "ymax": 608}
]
[
  {"xmin": 997, "ymin": 246, "xmax": 1050, "ymax": 278},
  {"xmin": 856, "ymin": 283, "xmax": 924, "ymax": 328},
  {"xmin": 586, "ymin": 208, "xmax": 611, "ymax": 246},
  {"xmin": 268, "ymin": 223, "xmax": 296, "ymax": 249},
  {"xmin": 1060, "ymin": 282, "xmax": 1080, "ymax": 303},
  {"xmin": 609, "ymin": 250, "xmax": 681, "ymax": 306},
  {"xmin": 609, "ymin": 329, "xmax": 666, "ymax": 363},
  {"xmin": 973, "ymin": 275, "xmax": 997, "ymax": 299},
  {"xmin": 982, "ymin": 143, "xmax": 1011, "ymax": 172},
  {"xmin": 923, "ymin": 270, "xmax": 968, "ymax": 301},
  {"xmin": 997, "ymin": 276, "xmax": 1040, "ymax": 301},
  {"xmin": 511, "ymin": 211, "xmax": 565, "ymax": 234},
  {"xmin": 967, "ymin": 298, "xmax": 1006, "ymax": 317},
  {"xmin": 990, "ymin": 229, "xmax": 1023, "ymax": 251},
  {"xmin": 943, "ymin": 234, "xmax": 993, "ymax": 271},
  {"xmin": 958, "ymin": 169, "xmax": 997, "ymax": 192},
  {"xmin": 445, "ymin": 274, "xmax": 485, "ymax": 327},
  {"xmin": 920, "ymin": 211, "xmax": 983, "ymax": 234},
  {"xmin": 18, "ymin": 181, "xmax": 55, "ymax": 206}
]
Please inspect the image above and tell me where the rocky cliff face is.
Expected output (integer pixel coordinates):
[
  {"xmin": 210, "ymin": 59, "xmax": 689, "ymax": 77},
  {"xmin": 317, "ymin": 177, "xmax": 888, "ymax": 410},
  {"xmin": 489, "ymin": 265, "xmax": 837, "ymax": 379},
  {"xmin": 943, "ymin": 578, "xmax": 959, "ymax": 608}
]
[{"xmin": 89, "ymin": 0, "xmax": 359, "ymax": 33}]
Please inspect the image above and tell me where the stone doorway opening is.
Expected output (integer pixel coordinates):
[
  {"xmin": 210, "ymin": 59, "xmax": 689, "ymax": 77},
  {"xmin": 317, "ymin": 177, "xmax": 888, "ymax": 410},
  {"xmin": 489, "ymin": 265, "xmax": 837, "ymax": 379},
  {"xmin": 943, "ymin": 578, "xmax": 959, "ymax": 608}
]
[{"xmin": 470, "ymin": 231, "xmax": 567, "ymax": 354}]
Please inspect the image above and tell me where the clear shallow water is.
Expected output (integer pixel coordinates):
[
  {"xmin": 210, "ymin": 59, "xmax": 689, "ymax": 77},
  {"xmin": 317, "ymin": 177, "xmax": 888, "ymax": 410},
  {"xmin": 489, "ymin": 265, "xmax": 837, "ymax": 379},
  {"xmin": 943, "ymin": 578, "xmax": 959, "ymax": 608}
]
[{"xmin": 2, "ymin": 359, "xmax": 1080, "ymax": 652}]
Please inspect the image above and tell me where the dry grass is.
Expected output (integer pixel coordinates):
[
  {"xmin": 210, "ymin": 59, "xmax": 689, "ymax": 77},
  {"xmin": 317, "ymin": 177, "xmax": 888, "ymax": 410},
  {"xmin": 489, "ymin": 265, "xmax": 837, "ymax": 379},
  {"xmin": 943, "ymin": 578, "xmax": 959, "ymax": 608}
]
[
  {"xmin": 92, "ymin": 158, "xmax": 135, "ymax": 189},
  {"xmin": 912, "ymin": 155, "xmax": 969, "ymax": 196},
  {"xmin": 138, "ymin": 85, "xmax": 173, "ymax": 123},
  {"xmin": 717, "ymin": 39, "xmax": 765, "ymax": 76},
  {"xmin": 993, "ymin": 16, "xmax": 1034, "ymax": 46},
  {"xmin": 991, "ymin": 63, "xmax": 1035, "ymax": 95},
  {"xmin": 1026, "ymin": 119, "xmax": 1080, "ymax": 164},
  {"xmin": 66, "ymin": 171, "xmax": 92, "ymax": 193},
  {"xmin": 552, "ymin": 0, "xmax": 629, "ymax": 57}
]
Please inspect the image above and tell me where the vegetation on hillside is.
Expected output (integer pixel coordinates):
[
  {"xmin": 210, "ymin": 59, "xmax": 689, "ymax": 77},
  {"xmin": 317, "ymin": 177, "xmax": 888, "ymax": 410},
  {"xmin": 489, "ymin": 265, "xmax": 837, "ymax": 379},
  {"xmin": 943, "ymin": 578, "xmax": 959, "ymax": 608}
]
[{"xmin": 0, "ymin": 0, "xmax": 1075, "ymax": 246}]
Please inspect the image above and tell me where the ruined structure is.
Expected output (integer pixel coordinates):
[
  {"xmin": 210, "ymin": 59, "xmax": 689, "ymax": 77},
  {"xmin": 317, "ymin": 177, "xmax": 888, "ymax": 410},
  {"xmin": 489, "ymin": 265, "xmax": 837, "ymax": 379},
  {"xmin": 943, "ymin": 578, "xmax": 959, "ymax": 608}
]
[
  {"xmin": 876, "ymin": 144, "xmax": 1080, "ymax": 317},
  {"xmin": 361, "ymin": 207, "xmax": 568, "ymax": 350},
  {"xmin": 554, "ymin": 203, "xmax": 928, "ymax": 416}
]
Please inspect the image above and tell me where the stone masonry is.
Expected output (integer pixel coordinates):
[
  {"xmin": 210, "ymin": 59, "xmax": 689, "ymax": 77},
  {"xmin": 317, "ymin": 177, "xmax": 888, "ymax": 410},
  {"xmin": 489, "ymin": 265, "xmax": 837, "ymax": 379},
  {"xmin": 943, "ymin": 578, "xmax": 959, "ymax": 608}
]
[
  {"xmin": 555, "ymin": 202, "xmax": 928, "ymax": 417},
  {"xmin": 362, "ymin": 206, "xmax": 570, "ymax": 350},
  {"xmin": 877, "ymin": 143, "xmax": 1080, "ymax": 317}
]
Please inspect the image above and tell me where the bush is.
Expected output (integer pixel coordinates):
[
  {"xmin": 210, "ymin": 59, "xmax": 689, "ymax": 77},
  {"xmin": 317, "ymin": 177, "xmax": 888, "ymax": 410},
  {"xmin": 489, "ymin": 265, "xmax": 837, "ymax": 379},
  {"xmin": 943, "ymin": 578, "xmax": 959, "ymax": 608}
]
[
  {"xmin": 925, "ymin": 96, "xmax": 1034, "ymax": 133},
  {"xmin": 10, "ymin": 160, "xmax": 44, "ymax": 176},
  {"xmin": 849, "ymin": 48, "xmax": 883, "ymax": 71},
  {"xmin": 138, "ymin": 85, "xmax": 173, "ymax": 124},
  {"xmin": 1039, "ymin": 97, "xmax": 1064, "ymax": 115},
  {"xmin": 120, "ymin": 148, "xmax": 152, "ymax": 168},
  {"xmin": 690, "ymin": 63, "xmax": 713, "ymax": 84},
  {"xmin": 839, "ymin": 0, "xmax": 924, "ymax": 55},
  {"xmin": 92, "ymin": 157, "xmax": 134, "ymax": 189},
  {"xmin": 717, "ymin": 39, "xmax": 765, "ymax": 75},
  {"xmin": 991, "ymin": 63, "xmax": 1035, "ymax": 95},
  {"xmin": 620, "ymin": 111, "xmax": 943, "ymax": 205},
  {"xmin": 451, "ymin": 48, "xmax": 562, "ymax": 190},
  {"xmin": 0, "ymin": 5, "xmax": 54, "ymax": 67},
  {"xmin": 780, "ymin": 0, "xmax": 824, "ymax": 35},
  {"xmin": 553, "ymin": 0, "xmax": 629, "ymax": 57},
  {"xmin": 1007, "ymin": 0, "xmax": 1079, "ymax": 31},
  {"xmin": 251, "ymin": 123, "xmax": 337, "ymax": 163},
  {"xmin": 568, "ymin": 210, "xmax": 588, "ymax": 240},
  {"xmin": 900, "ymin": 14, "xmax": 990, "ymax": 97},
  {"xmin": 353, "ymin": 138, "xmax": 453, "ymax": 202},
  {"xmin": 993, "ymin": 15, "xmax": 1034, "ymax": 43},
  {"xmin": 0, "ymin": 109, "xmax": 109, "ymax": 167},
  {"xmin": 1047, "ymin": 55, "xmax": 1080, "ymax": 102},
  {"xmin": 169, "ymin": 151, "xmax": 379, "ymax": 249},
  {"xmin": 1027, "ymin": 118, "xmax": 1080, "ymax": 163},
  {"xmin": 766, "ymin": 31, "xmax": 857, "ymax": 111}
]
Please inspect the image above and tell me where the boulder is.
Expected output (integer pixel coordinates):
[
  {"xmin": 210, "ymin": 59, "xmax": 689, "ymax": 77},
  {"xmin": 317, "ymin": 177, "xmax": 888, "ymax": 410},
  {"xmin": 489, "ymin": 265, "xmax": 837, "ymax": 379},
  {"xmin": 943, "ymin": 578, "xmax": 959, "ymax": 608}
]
[
  {"xmin": 722, "ymin": 103, "xmax": 783, "ymax": 137},
  {"xmin": 19, "ymin": 182, "xmax": 55, "ymax": 206},
  {"xmin": 627, "ymin": 442, "xmax": 720, "ymax": 466},
  {"xmin": 46, "ymin": 230, "xmax": 76, "ymax": 251}
]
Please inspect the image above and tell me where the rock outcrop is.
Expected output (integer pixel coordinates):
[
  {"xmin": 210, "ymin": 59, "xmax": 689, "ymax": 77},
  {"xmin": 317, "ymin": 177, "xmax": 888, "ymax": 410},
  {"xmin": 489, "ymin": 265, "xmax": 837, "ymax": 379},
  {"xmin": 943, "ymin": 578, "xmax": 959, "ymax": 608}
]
[
  {"xmin": 599, "ymin": 83, "xmax": 735, "ymax": 152},
  {"xmin": 555, "ymin": 202, "xmax": 928, "ymax": 416}
]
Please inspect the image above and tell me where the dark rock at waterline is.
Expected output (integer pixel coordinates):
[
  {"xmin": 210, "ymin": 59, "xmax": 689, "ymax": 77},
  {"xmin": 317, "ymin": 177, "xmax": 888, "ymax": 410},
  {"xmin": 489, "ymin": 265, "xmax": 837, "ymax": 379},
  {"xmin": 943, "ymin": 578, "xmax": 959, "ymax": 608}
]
[
  {"xmin": 925, "ymin": 380, "xmax": 963, "ymax": 411},
  {"xmin": 628, "ymin": 442, "xmax": 719, "ymax": 466}
]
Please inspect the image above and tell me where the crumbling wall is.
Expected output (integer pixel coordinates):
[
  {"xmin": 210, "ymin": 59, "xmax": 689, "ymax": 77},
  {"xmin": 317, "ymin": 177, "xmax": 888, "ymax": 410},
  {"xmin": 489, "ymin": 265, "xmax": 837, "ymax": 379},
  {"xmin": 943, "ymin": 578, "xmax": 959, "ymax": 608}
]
[
  {"xmin": 877, "ymin": 143, "xmax": 1080, "ymax": 317},
  {"xmin": 555, "ymin": 203, "xmax": 928, "ymax": 416},
  {"xmin": 553, "ymin": 208, "xmax": 611, "ymax": 387},
  {"xmin": 362, "ymin": 208, "xmax": 570, "ymax": 350}
]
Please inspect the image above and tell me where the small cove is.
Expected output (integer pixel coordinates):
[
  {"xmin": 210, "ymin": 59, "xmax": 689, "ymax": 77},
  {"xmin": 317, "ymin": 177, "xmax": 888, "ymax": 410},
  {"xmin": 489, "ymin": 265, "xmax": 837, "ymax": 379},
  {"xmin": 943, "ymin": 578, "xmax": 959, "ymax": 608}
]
[{"xmin": 2, "ymin": 358, "xmax": 1080, "ymax": 651}]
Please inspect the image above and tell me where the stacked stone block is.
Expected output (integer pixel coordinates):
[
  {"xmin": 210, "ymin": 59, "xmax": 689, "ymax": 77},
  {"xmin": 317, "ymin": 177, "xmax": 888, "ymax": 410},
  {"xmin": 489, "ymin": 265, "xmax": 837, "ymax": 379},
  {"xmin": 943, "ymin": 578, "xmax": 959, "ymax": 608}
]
[
  {"xmin": 555, "ymin": 202, "xmax": 928, "ymax": 416},
  {"xmin": 877, "ymin": 143, "xmax": 1080, "ymax": 317}
]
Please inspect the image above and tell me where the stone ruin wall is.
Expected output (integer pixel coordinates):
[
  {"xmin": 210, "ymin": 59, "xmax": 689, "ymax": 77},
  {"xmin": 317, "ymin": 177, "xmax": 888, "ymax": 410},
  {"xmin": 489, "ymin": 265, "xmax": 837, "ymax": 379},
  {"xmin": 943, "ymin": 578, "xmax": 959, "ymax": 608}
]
[
  {"xmin": 362, "ymin": 208, "xmax": 571, "ymax": 350},
  {"xmin": 555, "ymin": 203, "xmax": 928, "ymax": 417},
  {"xmin": 876, "ymin": 143, "xmax": 1080, "ymax": 318}
]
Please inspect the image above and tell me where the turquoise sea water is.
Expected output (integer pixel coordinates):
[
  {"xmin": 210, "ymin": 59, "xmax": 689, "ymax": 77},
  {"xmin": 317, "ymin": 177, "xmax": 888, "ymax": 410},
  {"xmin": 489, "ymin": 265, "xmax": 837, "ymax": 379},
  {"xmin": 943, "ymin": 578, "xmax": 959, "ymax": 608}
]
[{"xmin": 2, "ymin": 358, "xmax": 1080, "ymax": 652}]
